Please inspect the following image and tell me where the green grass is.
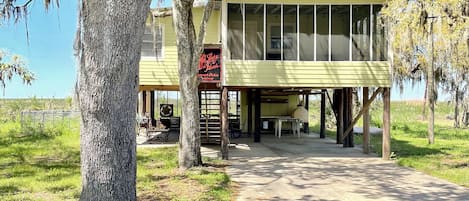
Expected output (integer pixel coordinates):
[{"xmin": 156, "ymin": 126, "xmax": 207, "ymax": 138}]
[
  {"xmin": 0, "ymin": 121, "xmax": 81, "ymax": 201},
  {"xmin": 0, "ymin": 121, "xmax": 234, "ymax": 201},
  {"xmin": 310, "ymin": 100, "xmax": 469, "ymax": 187}
]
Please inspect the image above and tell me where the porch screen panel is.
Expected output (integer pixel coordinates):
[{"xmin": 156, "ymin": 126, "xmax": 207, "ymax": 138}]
[
  {"xmin": 228, "ymin": 4, "xmax": 243, "ymax": 60},
  {"xmin": 299, "ymin": 5, "xmax": 314, "ymax": 61},
  {"xmin": 316, "ymin": 5, "xmax": 329, "ymax": 61},
  {"xmin": 372, "ymin": 5, "xmax": 387, "ymax": 61},
  {"xmin": 352, "ymin": 5, "xmax": 370, "ymax": 61},
  {"xmin": 331, "ymin": 5, "xmax": 350, "ymax": 61},
  {"xmin": 283, "ymin": 5, "xmax": 298, "ymax": 61},
  {"xmin": 245, "ymin": 4, "xmax": 264, "ymax": 60},
  {"xmin": 266, "ymin": 5, "xmax": 281, "ymax": 60}
]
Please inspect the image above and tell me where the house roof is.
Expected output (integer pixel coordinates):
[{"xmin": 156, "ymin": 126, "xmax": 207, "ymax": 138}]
[{"xmin": 151, "ymin": 0, "xmax": 220, "ymax": 17}]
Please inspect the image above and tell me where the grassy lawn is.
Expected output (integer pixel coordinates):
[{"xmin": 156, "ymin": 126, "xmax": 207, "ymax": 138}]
[
  {"xmin": 0, "ymin": 121, "xmax": 234, "ymax": 201},
  {"xmin": 310, "ymin": 100, "xmax": 469, "ymax": 187}
]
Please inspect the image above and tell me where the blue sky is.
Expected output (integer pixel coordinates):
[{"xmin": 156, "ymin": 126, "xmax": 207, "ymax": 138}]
[{"xmin": 0, "ymin": 0, "xmax": 429, "ymax": 101}]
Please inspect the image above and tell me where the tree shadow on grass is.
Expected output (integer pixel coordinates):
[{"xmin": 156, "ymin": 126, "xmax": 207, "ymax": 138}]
[
  {"xmin": 369, "ymin": 135, "xmax": 443, "ymax": 158},
  {"xmin": 0, "ymin": 185, "xmax": 20, "ymax": 194}
]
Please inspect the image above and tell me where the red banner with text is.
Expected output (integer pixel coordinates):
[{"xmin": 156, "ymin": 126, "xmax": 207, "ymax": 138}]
[{"xmin": 198, "ymin": 48, "xmax": 222, "ymax": 83}]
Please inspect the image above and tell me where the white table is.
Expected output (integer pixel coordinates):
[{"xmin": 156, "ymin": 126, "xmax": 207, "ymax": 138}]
[{"xmin": 262, "ymin": 116, "xmax": 301, "ymax": 138}]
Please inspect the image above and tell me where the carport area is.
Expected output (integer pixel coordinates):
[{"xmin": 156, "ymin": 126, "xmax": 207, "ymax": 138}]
[{"xmin": 202, "ymin": 134, "xmax": 469, "ymax": 201}]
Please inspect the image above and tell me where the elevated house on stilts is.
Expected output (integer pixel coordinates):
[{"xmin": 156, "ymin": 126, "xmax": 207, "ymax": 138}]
[{"xmin": 138, "ymin": 0, "xmax": 392, "ymax": 159}]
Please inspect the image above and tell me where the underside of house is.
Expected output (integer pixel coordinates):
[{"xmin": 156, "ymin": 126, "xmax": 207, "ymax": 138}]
[{"xmin": 138, "ymin": 0, "xmax": 392, "ymax": 159}]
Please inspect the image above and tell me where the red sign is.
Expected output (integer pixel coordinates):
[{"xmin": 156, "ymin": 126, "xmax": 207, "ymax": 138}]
[{"xmin": 198, "ymin": 48, "xmax": 221, "ymax": 83}]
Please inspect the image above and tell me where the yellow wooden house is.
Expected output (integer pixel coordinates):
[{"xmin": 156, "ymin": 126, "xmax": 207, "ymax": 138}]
[{"xmin": 138, "ymin": 0, "xmax": 391, "ymax": 157}]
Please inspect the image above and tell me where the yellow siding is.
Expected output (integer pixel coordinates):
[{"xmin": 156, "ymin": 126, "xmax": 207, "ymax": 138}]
[
  {"xmin": 224, "ymin": 61, "xmax": 391, "ymax": 87},
  {"xmin": 140, "ymin": 4, "xmax": 392, "ymax": 88},
  {"xmin": 139, "ymin": 8, "xmax": 221, "ymax": 86}
]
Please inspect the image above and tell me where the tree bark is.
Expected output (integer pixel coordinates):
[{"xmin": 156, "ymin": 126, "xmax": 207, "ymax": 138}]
[
  {"xmin": 454, "ymin": 87, "xmax": 460, "ymax": 128},
  {"xmin": 422, "ymin": 78, "xmax": 428, "ymax": 117},
  {"xmin": 173, "ymin": 0, "xmax": 213, "ymax": 169},
  {"xmin": 427, "ymin": 20, "xmax": 435, "ymax": 144},
  {"xmin": 173, "ymin": 0, "xmax": 202, "ymax": 169},
  {"xmin": 76, "ymin": 0, "xmax": 150, "ymax": 200}
]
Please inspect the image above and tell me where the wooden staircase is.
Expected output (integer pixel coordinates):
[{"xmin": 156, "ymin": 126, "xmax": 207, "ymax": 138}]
[{"xmin": 200, "ymin": 90, "xmax": 221, "ymax": 144}]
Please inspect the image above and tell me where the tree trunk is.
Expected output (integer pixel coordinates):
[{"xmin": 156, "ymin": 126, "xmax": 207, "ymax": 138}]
[
  {"xmin": 174, "ymin": 1, "xmax": 203, "ymax": 168},
  {"xmin": 422, "ymin": 78, "xmax": 428, "ymax": 118},
  {"xmin": 427, "ymin": 21, "xmax": 435, "ymax": 144},
  {"xmin": 454, "ymin": 87, "xmax": 460, "ymax": 128},
  {"xmin": 77, "ymin": 0, "xmax": 150, "ymax": 200},
  {"xmin": 463, "ymin": 106, "xmax": 469, "ymax": 127}
]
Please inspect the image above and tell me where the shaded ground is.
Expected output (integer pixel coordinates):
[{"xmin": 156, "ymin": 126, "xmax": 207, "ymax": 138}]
[{"xmin": 202, "ymin": 133, "xmax": 469, "ymax": 201}]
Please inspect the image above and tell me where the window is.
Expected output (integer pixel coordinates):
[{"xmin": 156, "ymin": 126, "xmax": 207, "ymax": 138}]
[
  {"xmin": 266, "ymin": 5, "xmax": 281, "ymax": 60},
  {"xmin": 331, "ymin": 5, "xmax": 350, "ymax": 61},
  {"xmin": 283, "ymin": 5, "xmax": 298, "ymax": 61},
  {"xmin": 352, "ymin": 5, "xmax": 371, "ymax": 61},
  {"xmin": 141, "ymin": 25, "xmax": 163, "ymax": 59},
  {"xmin": 228, "ymin": 4, "xmax": 243, "ymax": 60},
  {"xmin": 226, "ymin": 3, "xmax": 386, "ymax": 62},
  {"xmin": 245, "ymin": 4, "xmax": 264, "ymax": 60},
  {"xmin": 316, "ymin": 5, "xmax": 329, "ymax": 61},
  {"xmin": 372, "ymin": 5, "xmax": 387, "ymax": 61},
  {"xmin": 299, "ymin": 5, "xmax": 314, "ymax": 61}
]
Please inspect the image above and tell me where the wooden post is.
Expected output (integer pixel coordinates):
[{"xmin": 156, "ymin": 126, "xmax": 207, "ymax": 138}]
[
  {"xmin": 333, "ymin": 89, "xmax": 344, "ymax": 144},
  {"xmin": 304, "ymin": 93, "xmax": 310, "ymax": 133},
  {"xmin": 142, "ymin": 91, "xmax": 147, "ymax": 114},
  {"xmin": 382, "ymin": 87, "xmax": 391, "ymax": 160},
  {"xmin": 138, "ymin": 91, "xmax": 144, "ymax": 116},
  {"xmin": 320, "ymin": 89, "xmax": 326, "ymax": 138},
  {"xmin": 221, "ymin": 87, "xmax": 229, "ymax": 160},
  {"xmin": 363, "ymin": 87, "xmax": 370, "ymax": 154},
  {"xmin": 342, "ymin": 87, "xmax": 383, "ymax": 141},
  {"xmin": 343, "ymin": 88, "xmax": 354, "ymax": 148},
  {"xmin": 247, "ymin": 89, "xmax": 253, "ymax": 136},
  {"xmin": 254, "ymin": 89, "xmax": 261, "ymax": 143},
  {"xmin": 150, "ymin": 91, "xmax": 156, "ymax": 126}
]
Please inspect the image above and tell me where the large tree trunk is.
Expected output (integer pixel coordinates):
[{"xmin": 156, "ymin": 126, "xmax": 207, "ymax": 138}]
[
  {"xmin": 77, "ymin": 0, "xmax": 150, "ymax": 200},
  {"xmin": 173, "ymin": 0, "xmax": 213, "ymax": 170},
  {"xmin": 173, "ymin": 0, "xmax": 201, "ymax": 169}
]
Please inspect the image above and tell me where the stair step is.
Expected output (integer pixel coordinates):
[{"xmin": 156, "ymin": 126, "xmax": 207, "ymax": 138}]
[
  {"xmin": 201, "ymin": 134, "xmax": 220, "ymax": 138},
  {"xmin": 200, "ymin": 127, "xmax": 220, "ymax": 130},
  {"xmin": 199, "ymin": 121, "xmax": 220, "ymax": 124},
  {"xmin": 200, "ymin": 130, "xmax": 220, "ymax": 135}
]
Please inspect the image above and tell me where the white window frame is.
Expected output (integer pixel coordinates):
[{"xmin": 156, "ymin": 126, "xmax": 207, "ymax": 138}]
[{"xmin": 141, "ymin": 24, "xmax": 164, "ymax": 60}]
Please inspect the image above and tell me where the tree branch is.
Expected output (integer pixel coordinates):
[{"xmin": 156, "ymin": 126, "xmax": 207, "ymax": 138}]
[{"xmin": 196, "ymin": 0, "xmax": 214, "ymax": 53}]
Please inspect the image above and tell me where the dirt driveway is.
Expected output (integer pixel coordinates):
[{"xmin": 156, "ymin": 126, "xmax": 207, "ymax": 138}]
[{"xmin": 204, "ymin": 134, "xmax": 469, "ymax": 201}]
